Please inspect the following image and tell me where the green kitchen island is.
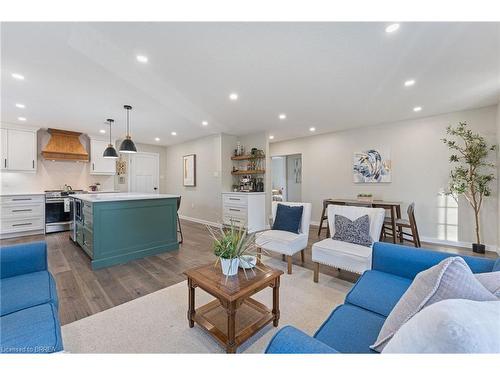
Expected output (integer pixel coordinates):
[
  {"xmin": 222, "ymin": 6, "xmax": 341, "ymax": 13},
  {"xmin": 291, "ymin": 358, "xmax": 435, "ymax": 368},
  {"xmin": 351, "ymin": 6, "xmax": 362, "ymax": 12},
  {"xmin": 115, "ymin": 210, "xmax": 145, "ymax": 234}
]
[{"xmin": 72, "ymin": 193, "xmax": 179, "ymax": 269}]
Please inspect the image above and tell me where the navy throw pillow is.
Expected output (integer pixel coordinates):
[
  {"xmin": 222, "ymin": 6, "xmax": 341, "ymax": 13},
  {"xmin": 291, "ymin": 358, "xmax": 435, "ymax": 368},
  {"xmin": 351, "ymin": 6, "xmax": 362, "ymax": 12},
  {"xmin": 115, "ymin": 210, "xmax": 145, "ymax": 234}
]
[
  {"xmin": 332, "ymin": 214, "xmax": 372, "ymax": 247},
  {"xmin": 272, "ymin": 204, "xmax": 304, "ymax": 234}
]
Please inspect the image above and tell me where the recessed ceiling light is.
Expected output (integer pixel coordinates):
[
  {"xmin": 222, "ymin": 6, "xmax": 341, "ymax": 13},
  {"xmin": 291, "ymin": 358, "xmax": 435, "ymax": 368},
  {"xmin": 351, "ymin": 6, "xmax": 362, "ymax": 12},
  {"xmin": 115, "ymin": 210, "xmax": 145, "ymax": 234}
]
[
  {"xmin": 15, "ymin": 103, "xmax": 25, "ymax": 108},
  {"xmin": 202, "ymin": 121, "xmax": 208, "ymax": 126},
  {"xmin": 385, "ymin": 23, "xmax": 400, "ymax": 33},
  {"xmin": 229, "ymin": 93, "xmax": 238, "ymax": 101},
  {"xmin": 171, "ymin": 131, "xmax": 177, "ymax": 136},
  {"xmin": 99, "ymin": 129, "xmax": 106, "ymax": 134},
  {"xmin": 309, "ymin": 127, "xmax": 316, "ymax": 132},
  {"xmin": 11, "ymin": 73, "xmax": 25, "ymax": 80},
  {"xmin": 18, "ymin": 117, "xmax": 26, "ymax": 121},
  {"xmin": 269, "ymin": 135, "xmax": 274, "ymax": 140},
  {"xmin": 413, "ymin": 106, "xmax": 422, "ymax": 112},
  {"xmin": 278, "ymin": 113, "xmax": 287, "ymax": 120},
  {"xmin": 155, "ymin": 137, "xmax": 160, "ymax": 142},
  {"xmin": 404, "ymin": 79, "xmax": 416, "ymax": 87},
  {"xmin": 136, "ymin": 55, "xmax": 148, "ymax": 63}
]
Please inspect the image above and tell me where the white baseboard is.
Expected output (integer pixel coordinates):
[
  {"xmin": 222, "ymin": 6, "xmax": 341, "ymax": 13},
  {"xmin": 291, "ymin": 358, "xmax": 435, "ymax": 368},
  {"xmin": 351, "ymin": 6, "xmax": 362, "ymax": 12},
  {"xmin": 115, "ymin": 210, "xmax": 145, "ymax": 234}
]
[
  {"xmin": 179, "ymin": 215, "xmax": 222, "ymax": 228},
  {"xmin": 310, "ymin": 221, "xmax": 500, "ymax": 255}
]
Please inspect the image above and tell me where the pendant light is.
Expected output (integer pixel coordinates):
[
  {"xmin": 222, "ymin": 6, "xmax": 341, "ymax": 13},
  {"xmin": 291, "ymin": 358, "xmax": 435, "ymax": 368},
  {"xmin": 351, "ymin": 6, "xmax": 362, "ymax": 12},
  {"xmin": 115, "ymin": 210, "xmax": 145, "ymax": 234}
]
[
  {"xmin": 119, "ymin": 105, "xmax": 137, "ymax": 153},
  {"xmin": 103, "ymin": 119, "xmax": 119, "ymax": 158}
]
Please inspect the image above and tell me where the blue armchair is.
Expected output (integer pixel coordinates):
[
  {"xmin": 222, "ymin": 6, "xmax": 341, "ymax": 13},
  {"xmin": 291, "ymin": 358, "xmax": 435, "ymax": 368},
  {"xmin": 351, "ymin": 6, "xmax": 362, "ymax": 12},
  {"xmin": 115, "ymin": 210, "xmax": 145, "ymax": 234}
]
[
  {"xmin": 0, "ymin": 241, "xmax": 63, "ymax": 353},
  {"xmin": 266, "ymin": 242, "xmax": 499, "ymax": 354}
]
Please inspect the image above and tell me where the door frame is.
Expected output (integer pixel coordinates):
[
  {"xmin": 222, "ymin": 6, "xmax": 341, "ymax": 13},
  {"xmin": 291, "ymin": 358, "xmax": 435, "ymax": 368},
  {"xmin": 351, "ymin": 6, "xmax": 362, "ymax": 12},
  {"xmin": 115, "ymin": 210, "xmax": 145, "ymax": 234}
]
[{"xmin": 127, "ymin": 151, "xmax": 160, "ymax": 193}]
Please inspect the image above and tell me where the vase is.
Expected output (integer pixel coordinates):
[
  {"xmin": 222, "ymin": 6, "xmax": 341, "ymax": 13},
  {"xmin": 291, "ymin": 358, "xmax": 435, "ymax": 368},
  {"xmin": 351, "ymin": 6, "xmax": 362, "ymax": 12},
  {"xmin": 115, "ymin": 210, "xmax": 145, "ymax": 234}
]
[
  {"xmin": 221, "ymin": 258, "xmax": 240, "ymax": 276},
  {"xmin": 472, "ymin": 243, "xmax": 485, "ymax": 254}
]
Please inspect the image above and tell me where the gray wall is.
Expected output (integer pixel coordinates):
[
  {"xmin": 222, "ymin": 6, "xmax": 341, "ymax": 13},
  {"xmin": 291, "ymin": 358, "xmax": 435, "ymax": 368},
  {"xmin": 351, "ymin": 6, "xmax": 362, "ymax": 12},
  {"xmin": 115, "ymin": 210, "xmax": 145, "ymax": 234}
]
[{"xmin": 270, "ymin": 105, "xmax": 499, "ymax": 252}]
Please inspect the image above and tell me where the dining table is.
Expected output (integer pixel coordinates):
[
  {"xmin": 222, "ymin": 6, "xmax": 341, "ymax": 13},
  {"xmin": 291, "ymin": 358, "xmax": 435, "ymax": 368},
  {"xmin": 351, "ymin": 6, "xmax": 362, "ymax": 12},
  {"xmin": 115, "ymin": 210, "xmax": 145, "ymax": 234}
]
[{"xmin": 317, "ymin": 198, "xmax": 403, "ymax": 243}]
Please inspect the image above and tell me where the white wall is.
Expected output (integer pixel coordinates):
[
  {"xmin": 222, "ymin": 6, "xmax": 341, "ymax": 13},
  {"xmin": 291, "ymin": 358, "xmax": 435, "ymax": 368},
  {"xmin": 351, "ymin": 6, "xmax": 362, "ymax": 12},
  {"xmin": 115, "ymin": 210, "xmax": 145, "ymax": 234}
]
[
  {"xmin": 286, "ymin": 154, "xmax": 302, "ymax": 202},
  {"xmin": 270, "ymin": 105, "xmax": 499, "ymax": 251},
  {"xmin": 1, "ymin": 129, "xmax": 115, "ymax": 193},
  {"xmin": 165, "ymin": 134, "xmax": 223, "ymax": 223},
  {"xmin": 497, "ymin": 103, "xmax": 500, "ymax": 251}
]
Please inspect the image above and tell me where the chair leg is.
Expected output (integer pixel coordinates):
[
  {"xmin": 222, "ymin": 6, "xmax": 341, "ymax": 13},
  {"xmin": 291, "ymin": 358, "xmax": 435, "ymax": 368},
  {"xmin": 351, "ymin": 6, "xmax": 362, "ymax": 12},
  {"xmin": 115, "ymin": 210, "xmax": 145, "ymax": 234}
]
[
  {"xmin": 300, "ymin": 249, "xmax": 305, "ymax": 264},
  {"xmin": 313, "ymin": 262, "xmax": 319, "ymax": 283},
  {"xmin": 282, "ymin": 254, "xmax": 286, "ymax": 261},
  {"xmin": 287, "ymin": 255, "xmax": 292, "ymax": 275},
  {"xmin": 177, "ymin": 213, "xmax": 183, "ymax": 244}
]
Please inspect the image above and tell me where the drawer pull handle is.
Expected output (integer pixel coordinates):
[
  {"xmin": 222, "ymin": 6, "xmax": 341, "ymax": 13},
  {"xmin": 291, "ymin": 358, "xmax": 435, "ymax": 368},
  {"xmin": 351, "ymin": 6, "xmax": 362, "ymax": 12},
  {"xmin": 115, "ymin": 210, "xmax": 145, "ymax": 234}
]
[
  {"xmin": 229, "ymin": 198, "xmax": 240, "ymax": 201},
  {"xmin": 12, "ymin": 209, "xmax": 33, "ymax": 212},
  {"xmin": 229, "ymin": 208, "xmax": 240, "ymax": 212},
  {"xmin": 12, "ymin": 222, "xmax": 32, "ymax": 227},
  {"xmin": 12, "ymin": 198, "xmax": 32, "ymax": 201}
]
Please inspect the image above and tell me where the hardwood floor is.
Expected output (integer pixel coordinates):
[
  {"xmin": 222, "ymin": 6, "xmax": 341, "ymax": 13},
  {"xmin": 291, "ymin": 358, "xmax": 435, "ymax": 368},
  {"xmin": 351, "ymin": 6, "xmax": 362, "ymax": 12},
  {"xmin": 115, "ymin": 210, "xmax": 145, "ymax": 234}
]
[{"xmin": 1, "ymin": 219, "xmax": 496, "ymax": 325}]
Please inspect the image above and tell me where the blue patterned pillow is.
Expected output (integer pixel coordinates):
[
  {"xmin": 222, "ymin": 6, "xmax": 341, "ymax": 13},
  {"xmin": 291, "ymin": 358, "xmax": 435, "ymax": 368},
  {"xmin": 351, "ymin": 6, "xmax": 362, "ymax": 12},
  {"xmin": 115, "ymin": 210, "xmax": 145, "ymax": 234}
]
[{"xmin": 332, "ymin": 214, "xmax": 372, "ymax": 247}]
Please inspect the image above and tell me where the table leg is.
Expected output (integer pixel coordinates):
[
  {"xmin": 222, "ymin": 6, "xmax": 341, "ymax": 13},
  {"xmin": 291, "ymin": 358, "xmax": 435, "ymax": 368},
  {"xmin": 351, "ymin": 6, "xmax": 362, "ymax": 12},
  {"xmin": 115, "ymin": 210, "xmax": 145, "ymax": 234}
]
[
  {"xmin": 226, "ymin": 302, "xmax": 237, "ymax": 353},
  {"xmin": 272, "ymin": 277, "xmax": 281, "ymax": 327},
  {"xmin": 187, "ymin": 278, "xmax": 195, "ymax": 328},
  {"xmin": 391, "ymin": 206, "xmax": 397, "ymax": 244}
]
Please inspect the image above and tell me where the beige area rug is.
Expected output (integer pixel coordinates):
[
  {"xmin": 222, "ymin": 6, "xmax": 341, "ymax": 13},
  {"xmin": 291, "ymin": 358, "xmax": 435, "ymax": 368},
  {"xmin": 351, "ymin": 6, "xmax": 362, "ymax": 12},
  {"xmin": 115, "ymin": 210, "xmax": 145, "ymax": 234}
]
[{"xmin": 62, "ymin": 257, "xmax": 352, "ymax": 353}]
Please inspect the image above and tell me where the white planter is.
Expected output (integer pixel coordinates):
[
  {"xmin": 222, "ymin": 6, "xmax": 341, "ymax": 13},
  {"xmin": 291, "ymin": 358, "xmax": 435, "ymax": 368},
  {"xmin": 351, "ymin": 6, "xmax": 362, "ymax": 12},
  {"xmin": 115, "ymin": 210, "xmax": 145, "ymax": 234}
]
[{"xmin": 221, "ymin": 258, "xmax": 240, "ymax": 276}]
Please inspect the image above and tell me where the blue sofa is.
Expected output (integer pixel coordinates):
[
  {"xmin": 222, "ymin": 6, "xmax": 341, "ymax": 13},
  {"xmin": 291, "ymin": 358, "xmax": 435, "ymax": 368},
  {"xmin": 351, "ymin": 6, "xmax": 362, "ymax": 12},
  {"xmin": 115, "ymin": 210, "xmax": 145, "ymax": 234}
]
[
  {"xmin": 0, "ymin": 241, "xmax": 63, "ymax": 353},
  {"xmin": 266, "ymin": 242, "xmax": 499, "ymax": 354}
]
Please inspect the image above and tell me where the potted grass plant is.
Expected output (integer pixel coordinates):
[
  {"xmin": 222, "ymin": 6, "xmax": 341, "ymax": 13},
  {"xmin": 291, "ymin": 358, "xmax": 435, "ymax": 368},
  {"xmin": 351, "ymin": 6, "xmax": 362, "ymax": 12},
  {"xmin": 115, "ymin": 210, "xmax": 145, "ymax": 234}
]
[
  {"xmin": 207, "ymin": 221, "xmax": 260, "ymax": 277},
  {"xmin": 442, "ymin": 122, "xmax": 497, "ymax": 253}
]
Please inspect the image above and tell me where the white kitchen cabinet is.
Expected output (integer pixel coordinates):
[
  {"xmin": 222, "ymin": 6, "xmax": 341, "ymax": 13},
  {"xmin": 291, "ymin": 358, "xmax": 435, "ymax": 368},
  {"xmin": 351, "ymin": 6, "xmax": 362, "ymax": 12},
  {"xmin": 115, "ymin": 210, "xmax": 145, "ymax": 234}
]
[
  {"xmin": 0, "ymin": 194, "xmax": 45, "ymax": 239},
  {"xmin": 0, "ymin": 126, "xmax": 38, "ymax": 172},
  {"xmin": 221, "ymin": 192, "xmax": 266, "ymax": 233},
  {"xmin": 90, "ymin": 138, "xmax": 116, "ymax": 175}
]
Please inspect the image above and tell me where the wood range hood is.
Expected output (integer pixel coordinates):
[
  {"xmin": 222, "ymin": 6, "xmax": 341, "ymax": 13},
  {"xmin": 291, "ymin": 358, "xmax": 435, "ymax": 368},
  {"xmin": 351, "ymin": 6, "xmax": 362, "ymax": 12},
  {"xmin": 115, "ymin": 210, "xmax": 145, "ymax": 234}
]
[{"xmin": 41, "ymin": 128, "xmax": 89, "ymax": 161}]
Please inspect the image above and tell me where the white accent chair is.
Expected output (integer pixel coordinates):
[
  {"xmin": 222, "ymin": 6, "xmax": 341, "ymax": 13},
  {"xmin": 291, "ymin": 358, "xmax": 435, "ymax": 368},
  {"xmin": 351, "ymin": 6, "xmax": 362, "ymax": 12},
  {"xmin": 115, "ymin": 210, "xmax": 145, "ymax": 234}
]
[
  {"xmin": 312, "ymin": 205, "xmax": 385, "ymax": 282},
  {"xmin": 255, "ymin": 201, "xmax": 312, "ymax": 274}
]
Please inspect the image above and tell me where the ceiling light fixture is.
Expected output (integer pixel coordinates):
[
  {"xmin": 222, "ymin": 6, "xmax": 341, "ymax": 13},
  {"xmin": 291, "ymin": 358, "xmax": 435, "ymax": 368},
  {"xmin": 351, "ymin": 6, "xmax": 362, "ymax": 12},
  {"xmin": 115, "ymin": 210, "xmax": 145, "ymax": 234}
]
[
  {"xmin": 269, "ymin": 135, "xmax": 274, "ymax": 140},
  {"xmin": 136, "ymin": 55, "xmax": 148, "ymax": 63},
  {"xmin": 119, "ymin": 105, "xmax": 138, "ymax": 153},
  {"xmin": 99, "ymin": 129, "xmax": 106, "ymax": 134},
  {"xmin": 103, "ymin": 119, "xmax": 119, "ymax": 159},
  {"xmin": 171, "ymin": 132, "xmax": 177, "ymax": 136},
  {"xmin": 404, "ymin": 79, "xmax": 416, "ymax": 87},
  {"xmin": 229, "ymin": 93, "xmax": 238, "ymax": 101},
  {"xmin": 15, "ymin": 103, "xmax": 25, "ymax": 109},
  {"xmin": 11, "ymin": 73, "xmax": 25, "ymax": 80},
  {"xmin": 202, "ymin": 121, "xmax": 208, "ymax": 126},
  {"xmin": 18, "ymin": 117, "xmax": 26, "ymax": 121},
  {"xmin": 413, "ymin": 106, "xmax": 422, "ymax": 112},
  {"xmin": 385, "ymin": 23, "xmax": 400, "ymax": 33},
  {"xmin": 155, "ymin": 137, "xmax": 160, "ymax": 142},
  {"xmin": 309, "ymin": 127, "xmax": 316, "ymax": 132},
  {"xmin": 279, "ymin": 113, "xmax": 287, "ymax": 120}
]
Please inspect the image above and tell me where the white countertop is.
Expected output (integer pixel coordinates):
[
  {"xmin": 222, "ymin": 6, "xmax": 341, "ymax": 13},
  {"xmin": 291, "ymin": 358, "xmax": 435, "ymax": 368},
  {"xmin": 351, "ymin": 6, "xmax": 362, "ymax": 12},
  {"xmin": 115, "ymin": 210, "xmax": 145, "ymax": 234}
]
[
  {"xmin": 72, "ymin": 192, "xmax": 180, "ymax": 203},
  {"xmin": 0, "ymin": 191, "xmax": 45, "ymax": 196},
  {"xmin": 222, "ymin": 191, "xmax": 266, "ymax": 195}
]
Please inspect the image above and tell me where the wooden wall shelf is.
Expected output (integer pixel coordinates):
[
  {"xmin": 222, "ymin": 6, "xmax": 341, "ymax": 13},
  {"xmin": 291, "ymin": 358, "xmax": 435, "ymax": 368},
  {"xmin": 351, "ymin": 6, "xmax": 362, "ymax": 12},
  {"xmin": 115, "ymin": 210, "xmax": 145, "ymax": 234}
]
[
  {"xmin": 231, "ymin": 170, "xmax": 266, "ymax": 175},
  {"xmin": 231, "ymin": 155, "xmax": 265, "ymax": 161}
]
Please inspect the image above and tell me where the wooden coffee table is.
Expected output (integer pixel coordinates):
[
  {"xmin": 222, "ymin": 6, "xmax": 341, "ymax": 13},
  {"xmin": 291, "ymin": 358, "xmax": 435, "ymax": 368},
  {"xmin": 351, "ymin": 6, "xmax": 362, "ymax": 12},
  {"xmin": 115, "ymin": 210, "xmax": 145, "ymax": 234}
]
[{"xmin": 184, "ymin": 262, "xmax": 283, "ymax": 353}]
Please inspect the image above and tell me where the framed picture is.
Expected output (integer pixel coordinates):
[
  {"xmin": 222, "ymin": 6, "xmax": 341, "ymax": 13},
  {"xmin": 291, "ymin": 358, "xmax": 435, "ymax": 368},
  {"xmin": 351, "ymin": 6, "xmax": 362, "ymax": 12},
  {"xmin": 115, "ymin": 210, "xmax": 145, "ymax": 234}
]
[
  {"xmin": 353, "ymin": 149, "xmax": 391, "ymax": 183},
  {"xmin": 183, "ymin": 154, "xmax": 196, "ymax": 186}
]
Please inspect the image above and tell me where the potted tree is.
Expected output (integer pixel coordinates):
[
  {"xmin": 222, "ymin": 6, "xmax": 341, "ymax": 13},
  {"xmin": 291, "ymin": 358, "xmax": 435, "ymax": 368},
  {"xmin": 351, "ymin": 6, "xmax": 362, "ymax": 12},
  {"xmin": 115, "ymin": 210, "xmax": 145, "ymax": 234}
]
[{"xmin": 442, "ymin": 122, "xmax": 497, "ymax": 253}]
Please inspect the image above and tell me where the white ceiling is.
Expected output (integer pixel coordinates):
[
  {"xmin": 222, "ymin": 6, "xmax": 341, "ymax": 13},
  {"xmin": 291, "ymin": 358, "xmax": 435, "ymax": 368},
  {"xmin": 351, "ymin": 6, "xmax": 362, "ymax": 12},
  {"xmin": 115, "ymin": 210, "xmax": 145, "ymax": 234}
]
[{"xmin": 2, "ymin": 22, "xmax": 499, "ymax": 145}]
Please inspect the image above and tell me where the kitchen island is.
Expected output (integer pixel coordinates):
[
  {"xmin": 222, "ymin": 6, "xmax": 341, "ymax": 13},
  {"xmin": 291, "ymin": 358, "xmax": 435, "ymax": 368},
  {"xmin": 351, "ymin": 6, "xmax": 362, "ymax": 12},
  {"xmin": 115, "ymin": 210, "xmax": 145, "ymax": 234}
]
[{"xmin": 72, "ymin": 193, "xmax": 179, "ymax": 269}]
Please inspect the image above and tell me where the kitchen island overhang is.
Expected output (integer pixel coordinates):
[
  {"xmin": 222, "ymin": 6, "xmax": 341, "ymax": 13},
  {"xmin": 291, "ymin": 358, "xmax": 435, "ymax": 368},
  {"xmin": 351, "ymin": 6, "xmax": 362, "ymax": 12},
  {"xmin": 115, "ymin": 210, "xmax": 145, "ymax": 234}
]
[{"xmin": 73, "ymin": 193, "xmax": 180, "ymax": 270}]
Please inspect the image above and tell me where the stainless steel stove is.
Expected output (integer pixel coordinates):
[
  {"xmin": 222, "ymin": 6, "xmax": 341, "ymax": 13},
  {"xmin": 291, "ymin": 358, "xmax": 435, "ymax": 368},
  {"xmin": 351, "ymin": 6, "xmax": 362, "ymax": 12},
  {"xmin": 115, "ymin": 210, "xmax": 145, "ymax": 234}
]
[{"xmin": 45, "ymin": 190, "xmax": 84, "ymax": 234}]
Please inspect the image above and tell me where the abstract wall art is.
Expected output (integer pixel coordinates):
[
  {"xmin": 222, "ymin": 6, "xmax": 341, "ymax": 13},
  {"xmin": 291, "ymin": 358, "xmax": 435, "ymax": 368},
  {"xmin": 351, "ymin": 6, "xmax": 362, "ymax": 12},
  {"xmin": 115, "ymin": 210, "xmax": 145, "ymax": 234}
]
[{"xmin": 353, "ymin": 149, "xmax": 391, "ymax": 183}]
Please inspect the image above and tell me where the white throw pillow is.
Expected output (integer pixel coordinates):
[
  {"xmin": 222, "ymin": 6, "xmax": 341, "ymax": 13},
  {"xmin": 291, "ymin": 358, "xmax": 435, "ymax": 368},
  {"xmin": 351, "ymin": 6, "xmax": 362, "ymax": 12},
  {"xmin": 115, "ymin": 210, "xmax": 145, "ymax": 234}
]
[
  {"xmin": 383, "ymin": 299, "xmax": 500, "ymax": 353},
  {"xmin": 475, "ymin": 271, "xmax": 500, "ymax": 298},
  {"xmin": 371, "ymin": 257, "xmax": 497, "ymax": 352}
]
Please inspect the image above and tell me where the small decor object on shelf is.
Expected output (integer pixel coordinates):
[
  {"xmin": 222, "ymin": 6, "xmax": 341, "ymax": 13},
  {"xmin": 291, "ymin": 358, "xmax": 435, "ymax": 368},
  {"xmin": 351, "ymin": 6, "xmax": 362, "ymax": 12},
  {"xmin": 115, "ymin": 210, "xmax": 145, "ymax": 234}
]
[
  {"xmin": 442, "ymin": 122, "xmax": 497, "ymax": 254},
  {"xmin": 357, "ymin": 193, "xmax": 373, "ymax": 202},
  {"xmin": 206, "ymin": 221, "xmax": 263, "ymax": 278},
  {"xmin": 183, "ymin": 154, "xmax": 196, "ymax": 187},
  {"xmin": 116, "ymin": 157, "xmax": 127, "ymax": 175}
]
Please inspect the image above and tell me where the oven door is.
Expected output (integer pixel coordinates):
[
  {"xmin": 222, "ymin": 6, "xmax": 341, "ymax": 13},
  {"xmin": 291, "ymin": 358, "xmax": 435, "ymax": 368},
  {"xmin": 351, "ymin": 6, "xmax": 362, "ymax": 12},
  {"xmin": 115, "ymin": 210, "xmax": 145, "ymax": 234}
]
[{"xmin": 45, "ymin": 198, "xmax": 73, "ymax": 232}]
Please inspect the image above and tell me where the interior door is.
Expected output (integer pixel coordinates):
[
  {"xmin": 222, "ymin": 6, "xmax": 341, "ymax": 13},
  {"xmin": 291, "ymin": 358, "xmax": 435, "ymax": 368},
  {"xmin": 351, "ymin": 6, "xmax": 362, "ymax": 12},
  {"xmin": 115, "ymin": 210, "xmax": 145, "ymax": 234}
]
[{"xmin": 129, "ymin": 152, "xmax": 160, "ymax": 193}]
